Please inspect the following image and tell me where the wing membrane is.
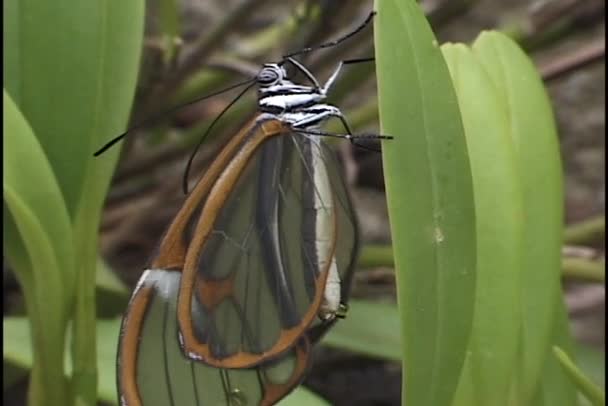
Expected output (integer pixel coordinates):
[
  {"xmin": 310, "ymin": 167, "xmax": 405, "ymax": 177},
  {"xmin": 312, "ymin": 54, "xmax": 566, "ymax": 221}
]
[
  {"xmin": 147, "ymin": 116, "xmax": 358, "ymax": 368},
  {"xmin": 117, "ymin": 269, "xmax": 311, "ymax": 406},
  {"xmin": 184, "ymin": 130, "xmax": 336, "ymax": 367}
]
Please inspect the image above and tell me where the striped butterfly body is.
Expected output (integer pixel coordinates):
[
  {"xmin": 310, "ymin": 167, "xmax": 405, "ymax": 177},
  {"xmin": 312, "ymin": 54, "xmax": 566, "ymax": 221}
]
[{"xmin": 117, "ymin": 59, "xmax": 365, "ymax": 405}]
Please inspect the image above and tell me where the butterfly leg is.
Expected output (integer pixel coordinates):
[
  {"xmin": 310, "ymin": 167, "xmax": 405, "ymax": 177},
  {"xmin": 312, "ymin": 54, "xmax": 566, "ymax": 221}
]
[
  {"xmin": 292, "ymin": 105, "xmax": 353, "ymax": 136},
  {"xmin": 321, "ymin": 57, "xmax": 376, "ymax": 96}
]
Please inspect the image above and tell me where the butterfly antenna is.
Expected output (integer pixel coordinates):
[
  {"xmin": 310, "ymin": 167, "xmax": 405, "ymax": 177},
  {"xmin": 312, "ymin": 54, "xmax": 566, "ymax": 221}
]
[
  {"xmin": 282, "ymin": 10, "xmax": 376, "ymax": 59},
  {"xmin": 93, "ymin": 77, "xmax": 257, "ymax": 156},
  {"xmin": 182, "ymin": 80, "xmax": 257, "ymax": 194}
]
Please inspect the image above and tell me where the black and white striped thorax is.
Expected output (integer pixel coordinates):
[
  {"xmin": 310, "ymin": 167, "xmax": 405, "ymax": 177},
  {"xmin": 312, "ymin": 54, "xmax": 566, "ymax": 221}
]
[{"xmin": 256, "ymin": 60, "xmax": 346, "ymax": 131}]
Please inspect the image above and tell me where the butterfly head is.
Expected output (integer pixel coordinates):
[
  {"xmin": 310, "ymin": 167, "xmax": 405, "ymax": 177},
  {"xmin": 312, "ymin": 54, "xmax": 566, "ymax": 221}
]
[{"xmin": 256, "ymin": 64, "xmax": 287, "ymax": 88}]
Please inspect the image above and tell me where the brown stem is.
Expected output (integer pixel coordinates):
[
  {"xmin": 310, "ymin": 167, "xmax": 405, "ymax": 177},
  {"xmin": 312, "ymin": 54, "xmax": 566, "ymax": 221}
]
[{"xmin": 540, "ymin": 38, "xmax": 605, "ymax": 82}]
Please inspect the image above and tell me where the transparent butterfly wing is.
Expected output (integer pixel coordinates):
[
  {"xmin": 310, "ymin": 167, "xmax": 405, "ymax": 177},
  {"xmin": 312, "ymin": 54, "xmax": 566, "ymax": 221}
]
[
  {"xmin": 180, "ymin": 123, "xmax": 358, "ymax": 366},
  {"xmin": 117, "ymin": 269, "xmax": 311, "ymax": 406}
]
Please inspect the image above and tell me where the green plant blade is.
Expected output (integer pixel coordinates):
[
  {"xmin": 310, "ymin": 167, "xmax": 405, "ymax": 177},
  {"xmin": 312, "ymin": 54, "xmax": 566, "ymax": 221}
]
[
  {"xmin": 323, "ymin": 300, "xmax": 401, "ymax": 361},
  {"xmin": 95, "ymin": 258, "xmax": 129, "ymax": 318},
  {"xmin": 442, "ymin": 43, "xmax": 523, "ymax": 406},
  {"xmin": 375, "ymin": 1, "xmax": 477, "ymax": 406},
  {"xmin": 532, "ymin": 296, "xmax": 578, "ymax": 406},
  {"xmin": 4, "ymin": 90, "xmax": 75, "ymax": 309},
  {"xmin": 5, "ymin": 2, "xmax": 145, "ymax": 404},
  {"xmin": 4, "ymin": 190, "xmax": 71, "ymax": 406},
  {"xmin": 4, "ymin": 90, "xmax": 74, "ymax": 406},
  {"xmin": 67, "ymin": 1, "xmax": 144, "ymax": 399},
  {"xmin": 574, "ymin": 344, "xmax": 605, "ymax": 391},
  {"xmin": 472, "ymin": 32, "xmax": 564, "ymax": 403},
  {"xmin": 4, "ymin": 1, "xmax": 143, "ymax": 215},
  {"xmin": 277, "ymin": 387, "xmax": 329, "ymax": 406},
  {"xmin": 553, "ymin": 347, "xmax": 605, "ymax": 406}
]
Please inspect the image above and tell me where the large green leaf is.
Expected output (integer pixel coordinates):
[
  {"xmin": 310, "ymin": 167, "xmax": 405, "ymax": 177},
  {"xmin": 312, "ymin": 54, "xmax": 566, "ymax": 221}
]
[
  {"xmin": 375, "ymin": 1, "xmax": 477, "ymax": 406},
  {"xmin": 4, "ymin": 91, "xmax": 74, "ymax": 406},
  {"xmin": 472, "ymin": 32, "xmax": 565, "ymax": 403},
  {"xmin": 4, "ymin": 1, "xmax": 144, "ymax": 216},
  {"xmin": 442, "ymin": 43, "xmax": 523, "ymax": 406},
  {"xmin": 4, "ymin": 2, "xmax": 145, "ymax": 404},
  {"xmin": 4, "ymin": 90, "xmax": 75, "ymax": 311},
  {"xmin": 532, "ymin": 297, "xmax": 578, "ymax": 406}
]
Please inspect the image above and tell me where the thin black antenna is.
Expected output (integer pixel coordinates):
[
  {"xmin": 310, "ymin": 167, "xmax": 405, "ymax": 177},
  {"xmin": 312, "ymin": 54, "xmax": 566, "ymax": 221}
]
[
  {"xmin": 93, "ymin": 77, "xmax": 256, "ymax": 156},
  {"xmin": 182, "ymin": 80, "xmax": 257, "ymax": 194},
  {"xmin": 282, "ymin": 10, "xmax": 376, "ymax": 59},
  {"xmin": 280, "ymin": 56, "xmax": 375, "ymax": 90}
]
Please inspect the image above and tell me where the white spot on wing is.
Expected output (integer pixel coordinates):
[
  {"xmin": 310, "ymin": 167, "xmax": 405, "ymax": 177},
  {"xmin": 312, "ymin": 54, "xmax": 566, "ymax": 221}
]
[
  {"xmin": 187, "ymin": 352, "xmax": 203, "ymax": 361},
  {"xmin": 132, "ymin": 269, "xmax": 152, "ymax": 295},
  {"xmin": 136, "ymin": 269, "xmax": 179, "ymax": 300}
]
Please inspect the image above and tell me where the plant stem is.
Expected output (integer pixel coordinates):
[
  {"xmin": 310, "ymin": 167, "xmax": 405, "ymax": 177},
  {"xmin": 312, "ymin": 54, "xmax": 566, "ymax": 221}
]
[
  {"xmin": 70, "ymin": 207, "xmax": 103, "ymax": 406},
  {"xmin": 553, "ymin": 346, "xmax": 606, "ymax": 406},
  {"xmin": 562, "ymin": 258, "xmax": 605, "ymax": 282},
  {"xmin": 540, "ymin": 38, "xmax": 605, "ymax": 82},
  {"xmin": 358, "ymin": 245, "xmax": 394, "ymax": 269},
  {"xmin": 563, "ymin": 215, "xmax": 605, "ymax": 245},
  {"xmin": 360, "ymin": 244, "xmax": 606, "ymax": 282}
]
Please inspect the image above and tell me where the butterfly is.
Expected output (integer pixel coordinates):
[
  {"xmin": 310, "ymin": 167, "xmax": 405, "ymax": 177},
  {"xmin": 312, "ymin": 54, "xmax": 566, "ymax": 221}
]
[{"xmin": 97, "ymin": 10, "xmax": 390, "ymax": 406}]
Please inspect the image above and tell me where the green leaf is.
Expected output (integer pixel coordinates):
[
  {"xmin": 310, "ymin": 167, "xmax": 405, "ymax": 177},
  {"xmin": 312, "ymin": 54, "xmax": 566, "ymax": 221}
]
[
  {"xmin": 4, "ymin": 91, "xmax": 74, "ymax": 406},
  {"xmin": 3, "ymin": 317, "xmax": 122, "ymax": 403},
  {"xmin": 96, "ymin": 318, "xmax": 121, "ymax": 402},
  {"xmin": 442, "ymin": 43, "xmax": 523, "ymax": 406},
  {"xmin": 574, "ymin": 344, "xmax": 605, "ymax": 391},
  {"xmin": 5, "ymin": 2, "xmax": 145, "ymax": 404},
  {"xmin": 278, "ymin": 388, "xmax": 330, "ymax": 406},
  {"xmin": 4, "ymin": 1, "xmax": 144, "ymax": 216},
  {"xmin": 4, "ymin": 318, "xmax": 33, "ymax": 367},
  {"xmin": 323, "ymin": 300, "xmax": 401, "ymax": 361},
  {"xmin": 531, "ymin": 297, "xmax": 578, "ymax": 406},
  {"xmin": 4, "ymin": 90, "xmax": 75, "ymax": 306},
  {"xmin": 95, "ymin": 258, "xmax": 129, "ymax": 318},
  {"xmin": 95, "ymin": 258, "xmax": 128, "ymax": 296},
  {"xmin": 472, "ymin": 31, "xmax": 564, "ymax": 403},
  {"xmin": 375, "ymin": 1, "xmax": 477, "ymax": 406},
  {"xmin": 554, "ymin": 347, "xmax": 605, "ymax": 406}
]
